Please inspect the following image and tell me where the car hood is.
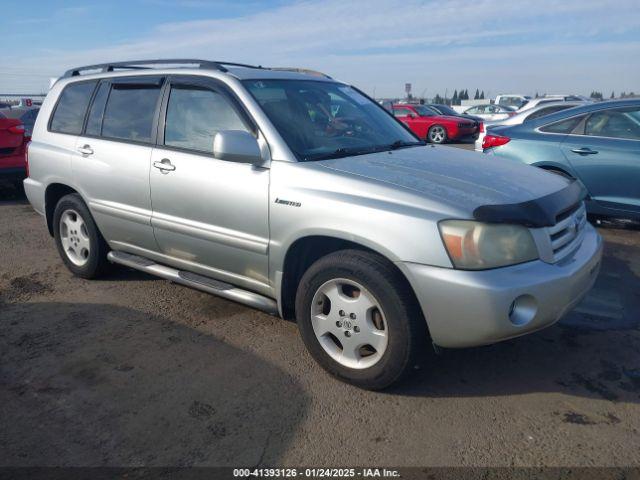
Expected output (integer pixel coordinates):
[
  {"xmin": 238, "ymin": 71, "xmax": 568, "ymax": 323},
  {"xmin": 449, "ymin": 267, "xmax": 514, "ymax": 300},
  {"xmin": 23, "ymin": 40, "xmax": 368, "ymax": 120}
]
[{"xmin": 317, "ymin": 145, "xmax": 569, "ymax": 217}]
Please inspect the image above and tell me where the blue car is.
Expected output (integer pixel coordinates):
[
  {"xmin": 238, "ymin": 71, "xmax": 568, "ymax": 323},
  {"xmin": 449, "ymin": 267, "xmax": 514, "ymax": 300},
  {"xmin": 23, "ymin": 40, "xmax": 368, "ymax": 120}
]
[{"xmin": 482, "ymin": 99, "xmax": 640, "ymax": 221}]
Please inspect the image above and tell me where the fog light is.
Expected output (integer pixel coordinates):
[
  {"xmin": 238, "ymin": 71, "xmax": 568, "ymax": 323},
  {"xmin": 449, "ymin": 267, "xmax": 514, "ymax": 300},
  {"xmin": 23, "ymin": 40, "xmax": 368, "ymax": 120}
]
[{"xmin": 508, "ymin": 295, "xmax": 537, "ymax": 326}]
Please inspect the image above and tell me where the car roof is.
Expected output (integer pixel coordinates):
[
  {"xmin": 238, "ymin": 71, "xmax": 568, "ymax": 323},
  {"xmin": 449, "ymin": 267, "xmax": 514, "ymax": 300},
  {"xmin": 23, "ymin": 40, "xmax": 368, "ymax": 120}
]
[
  {"xmin": 56, "ymin": 60, "xmax": 337, "ymax": 86},
  {"xmin": 525, "ymin": 98, "xmax": 640, "ymax": 128}
]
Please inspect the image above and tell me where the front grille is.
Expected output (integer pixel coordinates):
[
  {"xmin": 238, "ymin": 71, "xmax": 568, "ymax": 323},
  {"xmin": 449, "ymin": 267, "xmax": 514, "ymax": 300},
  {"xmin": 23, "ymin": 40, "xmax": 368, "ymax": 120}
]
[{"xmin": 545, "ymin": 202, "xmax": 587, "ymax": 262}]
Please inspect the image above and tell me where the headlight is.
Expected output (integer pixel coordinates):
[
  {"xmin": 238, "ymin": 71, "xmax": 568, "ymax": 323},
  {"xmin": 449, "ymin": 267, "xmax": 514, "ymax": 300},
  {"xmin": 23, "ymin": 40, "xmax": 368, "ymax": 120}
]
[{"xmin": 439, "ymin": 220, "xmax": 538, "ymax": 270}]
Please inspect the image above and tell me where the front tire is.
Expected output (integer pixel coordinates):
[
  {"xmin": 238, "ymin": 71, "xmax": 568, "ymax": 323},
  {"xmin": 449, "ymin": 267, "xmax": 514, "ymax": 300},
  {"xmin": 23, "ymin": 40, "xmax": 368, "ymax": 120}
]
[
  {"xmin": 428, "ymin": 125, "xmax": 448, "ymax": 144},
  {"xmin": 53, "ymin": 193, "xmax": 110, "ymax": 279},
  {"xmin": 295, "ymin": 250, "xmax": 426, "ymax": 390}
]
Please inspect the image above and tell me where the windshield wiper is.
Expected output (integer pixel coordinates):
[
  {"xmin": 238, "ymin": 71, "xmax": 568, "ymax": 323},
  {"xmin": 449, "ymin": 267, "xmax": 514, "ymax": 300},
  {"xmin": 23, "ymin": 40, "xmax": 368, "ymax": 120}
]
[
  {"xmin": 303, "ymin": 140, "xmax": 424, "ymax": 162},
  {"xmin": 387, "ymin": 140, "xmax": 425, "ymax": 149},
  {"xmin": 304, "ymin": 147, "xmax": 376, "ymax": 162}
]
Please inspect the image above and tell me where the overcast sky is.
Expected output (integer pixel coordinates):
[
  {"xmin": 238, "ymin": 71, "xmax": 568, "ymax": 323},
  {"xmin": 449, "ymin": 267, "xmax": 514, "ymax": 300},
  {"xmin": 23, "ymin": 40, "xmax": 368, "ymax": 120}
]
[{"xmin": 2, "ymin": 0, "xmax": 639, "ymax": 98}]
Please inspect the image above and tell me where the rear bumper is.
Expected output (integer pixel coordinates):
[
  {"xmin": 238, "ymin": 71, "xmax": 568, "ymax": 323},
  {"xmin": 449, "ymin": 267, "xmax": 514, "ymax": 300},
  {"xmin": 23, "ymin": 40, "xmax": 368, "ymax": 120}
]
[
  {"xmin": 0, "ymin": 166, "xmax": 26, "ymax": 181},
  {"xmin": 398, "ymin": 224, "xmax": 602, "ymax": 348},
  {"xmin": 23, "ymin": 177, "xmax": 46, "ymax": 215}
]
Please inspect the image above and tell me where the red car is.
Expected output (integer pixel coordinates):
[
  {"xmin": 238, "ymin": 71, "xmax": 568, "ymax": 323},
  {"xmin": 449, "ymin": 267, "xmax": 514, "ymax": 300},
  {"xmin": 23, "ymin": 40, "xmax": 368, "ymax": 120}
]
[
  {"xmin": 0, "ymin": 108, "xmax": 37, "ymax": 189},
  {"xmin": 392, "ymin": 104, "xmax": 479, "ymax": 144}
]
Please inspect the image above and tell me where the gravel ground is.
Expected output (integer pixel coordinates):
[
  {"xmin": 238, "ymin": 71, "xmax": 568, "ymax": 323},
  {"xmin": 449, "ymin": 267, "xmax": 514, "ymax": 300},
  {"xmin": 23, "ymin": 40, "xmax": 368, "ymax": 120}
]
[{"xmin": 1, "ymin": 182, "xmax": 639, "ymax": 468}]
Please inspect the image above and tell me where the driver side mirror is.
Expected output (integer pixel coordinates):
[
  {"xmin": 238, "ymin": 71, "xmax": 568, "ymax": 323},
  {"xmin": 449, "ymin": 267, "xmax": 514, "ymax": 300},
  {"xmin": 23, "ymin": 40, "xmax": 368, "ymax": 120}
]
[
  {"xmin": 407, "ymin": 113, "xmax": 416, "ymax": 118},
  {"xmin": 213, "ymin": 130, "xmax": 263, "ymax": 165}
]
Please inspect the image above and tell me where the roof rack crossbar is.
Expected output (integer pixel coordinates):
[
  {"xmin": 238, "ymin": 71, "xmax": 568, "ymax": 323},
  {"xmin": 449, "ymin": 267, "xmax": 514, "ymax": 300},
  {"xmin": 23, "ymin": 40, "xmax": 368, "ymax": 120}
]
[
  {"xmin": 62, "ymin": 59, "xmax": 264, "ymax": 78},
  {"xmin": 268, "ymin": 67, "xmax": 332, "ymax": 79}
]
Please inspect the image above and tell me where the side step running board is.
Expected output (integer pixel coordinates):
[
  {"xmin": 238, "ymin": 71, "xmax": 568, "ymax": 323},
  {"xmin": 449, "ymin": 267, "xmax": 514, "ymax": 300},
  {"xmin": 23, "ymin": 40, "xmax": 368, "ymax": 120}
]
[{"xmin": 107, "ymin": 251, "xmax": 278, "ymax": 315}]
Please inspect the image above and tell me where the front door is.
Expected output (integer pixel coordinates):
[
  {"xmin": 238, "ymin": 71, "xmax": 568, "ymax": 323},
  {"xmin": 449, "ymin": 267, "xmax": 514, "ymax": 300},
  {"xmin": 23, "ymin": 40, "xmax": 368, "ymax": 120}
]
[{"xmin": 149, "ymin": 77, "xmax": 270, "ymax": 289}]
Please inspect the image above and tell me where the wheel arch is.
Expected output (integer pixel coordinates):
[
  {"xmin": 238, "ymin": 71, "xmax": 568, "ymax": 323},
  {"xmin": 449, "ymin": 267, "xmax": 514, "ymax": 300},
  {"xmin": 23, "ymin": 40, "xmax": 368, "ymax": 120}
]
[
  {"xmin": 278, "ymin": 234, "xmax": 420, "ymax": 322},
  {"xmin": 534, "ymin": 162, "xmax": 576, "ymax": 179},
  {"xmin": 44, "ymin": 183, "xmax": 80, "ymax": 236}
]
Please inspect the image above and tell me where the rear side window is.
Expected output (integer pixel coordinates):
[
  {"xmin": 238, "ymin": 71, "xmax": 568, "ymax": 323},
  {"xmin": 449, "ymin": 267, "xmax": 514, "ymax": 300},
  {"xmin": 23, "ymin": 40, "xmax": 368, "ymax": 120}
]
[
  {"xmin": 393, "ymin": 108, "xmax": 413, "ymax": 117},
  {"xmin": 539, "ymin": 115, "xmax": 584, "ymax": 134},
  {"xmin": 164, "ymin": 85, "xmax": 248, "ymax": 153},
  {"xmin": 102, "ymin": 84, "xmax": 162, "ymax": 142},
  {"xmin": 50, "ymin": 81, "xmax": 97, "ymax": 134},
  {"xmin": 85, "ymin": 83, "xmax": 110, "ymax": 136},
  {"xmin": 584, "ymin": 107, "xmax": 640, "ymax": 140},
  {"xmin": 525, "ymin": 105, "xmax": 572, "ymax": 122}
]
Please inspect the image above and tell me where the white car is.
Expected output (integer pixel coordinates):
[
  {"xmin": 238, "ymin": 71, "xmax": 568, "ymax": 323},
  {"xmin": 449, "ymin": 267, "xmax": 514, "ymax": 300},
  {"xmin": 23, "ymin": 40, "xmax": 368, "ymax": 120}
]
[
  {"xmin": 463, "ymin": 104, "xmax": 516, "ymax": 121},
  {"xmin": 475, "ymin": 101, "xmax": 586, "ymax": 151},
  {"xmin": 495, "ymin": 94, "xmax": 531, "ymax": 110}
]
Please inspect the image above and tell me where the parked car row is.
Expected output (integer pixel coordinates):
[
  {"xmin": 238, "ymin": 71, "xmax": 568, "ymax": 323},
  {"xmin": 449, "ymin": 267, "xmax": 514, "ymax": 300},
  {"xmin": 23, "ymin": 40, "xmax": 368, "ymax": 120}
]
[{"xmin": 391, "ymin": 103, "xmax": 479, "ymax": 144}]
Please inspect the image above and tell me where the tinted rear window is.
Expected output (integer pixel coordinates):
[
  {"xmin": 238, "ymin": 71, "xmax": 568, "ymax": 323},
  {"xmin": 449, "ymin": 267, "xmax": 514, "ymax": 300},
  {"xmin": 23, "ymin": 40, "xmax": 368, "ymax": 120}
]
[
  {"xmin": 540, "ymin": 115, "xmax": 584, "ymax": 134},
  {"xmin": 50, "ymin": 81, "xmax": 97, "ymax": 134},
  {"xmin": 85, "ymin": 83, "xmax": 110, "ymax": 137},
  {"xmin": 102, "ymin": 84, "xmax": 161, "ymax": 142}
]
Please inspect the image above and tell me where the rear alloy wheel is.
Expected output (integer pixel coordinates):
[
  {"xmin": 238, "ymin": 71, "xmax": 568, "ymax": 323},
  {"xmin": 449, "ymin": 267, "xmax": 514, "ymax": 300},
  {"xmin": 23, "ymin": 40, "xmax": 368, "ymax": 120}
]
[
  {"xmin": 53, "ymin": 193, "xmax": 111, "ymax": 279},
  {"xmin": 428, "ymin": 125, "xmax": 448, "ymax": 144},
  {"xmin": 59, "ymin": 209, "xmax": 91, "ymax": 267}
]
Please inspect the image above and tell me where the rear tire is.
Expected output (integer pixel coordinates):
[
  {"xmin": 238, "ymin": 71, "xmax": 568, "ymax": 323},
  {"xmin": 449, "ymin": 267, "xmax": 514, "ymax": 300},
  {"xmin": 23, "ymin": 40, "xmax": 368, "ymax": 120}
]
[
  {"xmin": 295, "ymin": 249, "xmax": 426, "ymax": 390},
  {"xmin": 428, "ymin": 125, "xmax": 448, "ymax": 144},
  {"xmin": 53, "ymin": 193, "xmax": 111, "ymax": 279}
]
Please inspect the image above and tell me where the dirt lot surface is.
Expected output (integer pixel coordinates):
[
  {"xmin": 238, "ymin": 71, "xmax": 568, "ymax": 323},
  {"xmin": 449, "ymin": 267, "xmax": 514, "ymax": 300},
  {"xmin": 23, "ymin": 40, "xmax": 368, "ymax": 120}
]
[{"xmin": 1, "ymin": 183, "xmax": 639, "ymax": 468}]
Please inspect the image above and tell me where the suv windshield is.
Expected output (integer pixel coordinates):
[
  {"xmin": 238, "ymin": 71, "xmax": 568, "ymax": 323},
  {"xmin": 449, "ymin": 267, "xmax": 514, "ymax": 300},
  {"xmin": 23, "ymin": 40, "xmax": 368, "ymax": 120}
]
[{"xmin": 243, "ymin": 79, "xmax": 421, "ymax": 161}]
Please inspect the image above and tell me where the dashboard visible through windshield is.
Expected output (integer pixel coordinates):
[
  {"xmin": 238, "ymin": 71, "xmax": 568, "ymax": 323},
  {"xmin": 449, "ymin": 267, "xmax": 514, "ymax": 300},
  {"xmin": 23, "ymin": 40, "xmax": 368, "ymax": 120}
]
[{"xmin": 243, "ymin": 79, "xmax": 422, "ymax": 161}]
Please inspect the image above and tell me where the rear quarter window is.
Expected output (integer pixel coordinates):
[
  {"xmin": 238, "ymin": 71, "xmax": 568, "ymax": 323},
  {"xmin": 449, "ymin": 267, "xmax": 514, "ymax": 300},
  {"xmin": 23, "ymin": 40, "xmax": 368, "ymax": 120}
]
[
  {"xmin": 539, "ymin": 115, "xmax": 585, "ymax": 134},
  {"xmin": 50, "ymin": 81, "xmax": 97, "ymax": 135}
]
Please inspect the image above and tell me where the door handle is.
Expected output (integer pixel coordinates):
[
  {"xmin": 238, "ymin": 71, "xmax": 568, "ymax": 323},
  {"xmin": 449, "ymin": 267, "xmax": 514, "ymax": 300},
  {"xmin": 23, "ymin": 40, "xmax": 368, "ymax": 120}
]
[
  {"xmin": 571, "ymin": 148, "xmax": 598, "ymax": 155},
  {"xmin": 153, "ymin": 158, "xmax": 176, "ymax": 173},
  {"xmin": 77, "ymin": 144, "xmax": 94, "ymax": 155}
]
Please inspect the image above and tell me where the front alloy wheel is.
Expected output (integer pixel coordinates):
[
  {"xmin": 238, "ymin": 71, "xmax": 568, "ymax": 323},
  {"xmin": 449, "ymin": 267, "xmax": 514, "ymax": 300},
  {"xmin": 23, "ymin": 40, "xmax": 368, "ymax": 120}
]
[
  {"xmin": 428, "ymin": 125, "xmax": 447, "ymax": 144},
  {"xmin": 295, "ymin": 249, "xmax": 427, "ymax": 390},
  {"xmin": 311, "ymin": 278, "xmax": 388, "ymax": 369}
]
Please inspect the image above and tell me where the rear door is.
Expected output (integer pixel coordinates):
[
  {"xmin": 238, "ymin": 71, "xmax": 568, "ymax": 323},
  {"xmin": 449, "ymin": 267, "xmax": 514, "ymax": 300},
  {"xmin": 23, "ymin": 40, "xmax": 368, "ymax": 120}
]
[
  {"xmin": 149, "ymin": 76, "xmax": 270, "ymax": 289},
  {"xmin": 72, "ymin": 76, "xmax": 164, "ymax": 252},
  {"xmin": 561, "ymin": 105, "xmax": 640, "ymax": 213}
]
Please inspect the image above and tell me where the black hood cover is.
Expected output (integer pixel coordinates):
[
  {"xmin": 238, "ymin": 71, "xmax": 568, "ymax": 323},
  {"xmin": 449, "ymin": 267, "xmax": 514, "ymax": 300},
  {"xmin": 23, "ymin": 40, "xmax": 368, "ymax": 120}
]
[{"xmin": 473, "ymin": 180, "xmax": 586, "ymax": 228}]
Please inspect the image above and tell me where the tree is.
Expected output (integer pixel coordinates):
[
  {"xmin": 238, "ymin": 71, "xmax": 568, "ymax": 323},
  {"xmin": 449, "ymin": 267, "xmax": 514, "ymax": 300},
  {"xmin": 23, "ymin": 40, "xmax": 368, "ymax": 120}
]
[
  {"xmin": 590, "ymin": 91, "xmax": 603, "ymax": 100},
  {"xmin": 464, "ymin": 89, "xmax": 470, "ymax": 100},
  {"xmin": 610, "ymin": 91, "xmax": 615, "ymax": 99},
  {"xmin": 480, "ymin": 90, "xmax": 485, "ymax": 99},
  {"xmin": 535, "ymin": 92, "xmax": 539, "ymax": 98},
  {"xmin": 452, "ymin": 90, "xmax": 458, "ymax": 105},
  {"xmin": 434, "ymin": 94, "xmax": 443, "ymax": 104},
  {"xmin": 474, "ymin": 88, "xmax": 480, "ymax": 100}
]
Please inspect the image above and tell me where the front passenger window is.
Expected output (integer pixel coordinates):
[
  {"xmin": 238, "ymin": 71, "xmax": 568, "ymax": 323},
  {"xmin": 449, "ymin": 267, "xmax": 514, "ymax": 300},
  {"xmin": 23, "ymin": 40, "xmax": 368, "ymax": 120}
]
[
  {"xmin": 164, "ymin": 86, "xmax": 249, "ymax": 153},
  {"xmin": 585, "ymin": 108, "xmax": 640, "ymax": 140}
]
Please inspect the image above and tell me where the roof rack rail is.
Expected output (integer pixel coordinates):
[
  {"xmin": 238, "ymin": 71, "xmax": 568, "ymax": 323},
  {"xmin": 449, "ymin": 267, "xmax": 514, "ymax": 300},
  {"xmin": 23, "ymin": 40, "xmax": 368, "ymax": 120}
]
[
  {"xmin": 269, "ymin": 67, "xmax": 332, "ymax": 79},
  {"xmin": 62, "ymin": 59, "xmax": 264, "ymax": 78}
]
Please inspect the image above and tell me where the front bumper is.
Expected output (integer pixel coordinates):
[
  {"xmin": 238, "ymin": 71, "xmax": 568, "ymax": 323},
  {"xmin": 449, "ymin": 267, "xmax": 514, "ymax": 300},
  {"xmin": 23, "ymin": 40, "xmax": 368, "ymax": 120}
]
[{"xmin": 398, "ymin": 224, "xmax": 603, "ymax": 348}]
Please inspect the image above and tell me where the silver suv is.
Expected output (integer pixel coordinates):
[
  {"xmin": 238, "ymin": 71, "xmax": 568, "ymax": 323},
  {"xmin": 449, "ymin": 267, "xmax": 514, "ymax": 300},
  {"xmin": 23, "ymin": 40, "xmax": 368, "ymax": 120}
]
[{"xmin": 24, "ymin": 60, "xmax": 602, "ymax": 389}]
